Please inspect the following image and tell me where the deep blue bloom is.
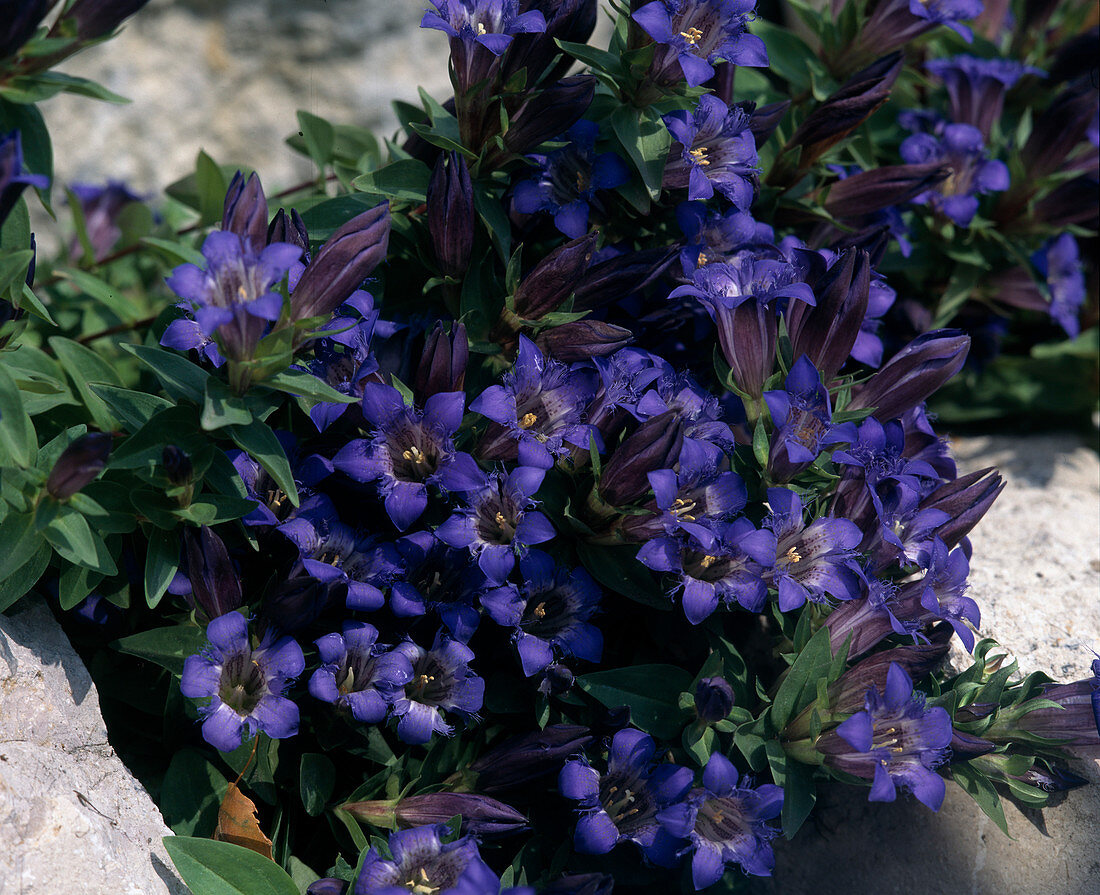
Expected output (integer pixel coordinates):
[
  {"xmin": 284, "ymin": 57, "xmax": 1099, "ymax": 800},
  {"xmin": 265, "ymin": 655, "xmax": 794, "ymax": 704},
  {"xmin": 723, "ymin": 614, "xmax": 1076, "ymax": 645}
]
[
  {"xmin": 764, "ymin": 488, "xmax": 862, "ymax": 611},
  {"xmin": 333, "ymin": 383, "xmax": 483, "ymax": 530},
  {"xmin": 636, "ymin": 369, "xmax": 737, "ymax": 458},
  {"xmin": 864, "ymin": 482, "xmax": 951, "ymax": 570},
  {"xmin": 180, "ymin": 612, "xmax": 304, "ymax": 752},
  {"xmin": 899, "ymin": 121, "xmax": 1008, "ymax": 227},
  {"xmin": 67, "ymin": 180, "xmax": 144, "ymax": 262},
  {"xmin": 559, "ymin": 728, "xmax": 694, "ymax": 859},
  {"xmin": 0, "ymin": 130, "xmax": 49, "ymax": 227},
  {"xmin": 163, "ymin": 230, "xmax": 302, "ymax": 362},
  {"xmin": 916, "ymin": 537, "xmax": 979, "ymax": 650},
  {"xmin": 1033, "ymin": 233, "xmax": 1086, "ymax": 338},
  {"xmin": 309, "ymin": 622, "xmax": 414, "ymax": 723},
  {"xmin": 676, "ymin": 201, "xmax": 772, "ymax": 273},
  {"xmin": 229, "ymin": 432, "xmax": 332, "ymax": 527},
  {"xmin": 858, "ymin": 0, "xmax": 983, "ymax": 54},
  {"xmin": 821, "ymin": 663, "xmax": 952, "ymax": 810},
  {"xmin": 472, "ymin": 335, "xmax": 599, "ymax": 469},
  {"xmin": 926, "ymin": 55, "xmax": 1043, "ymax": 139},
  {"xmin": 436, "ymin": 466, "xmax": 555, "ymax": 585},
  {"xmin": 421, "ymin": 0, "xmax": 546, "ymax": 55},
  {"xmin": 657, "ymin": 753, "xmax": 783, "ymax": 886},
  {"xmin": 390, "ymin": 634, "xmax": 485, "ymax": 744},
  {"xmin": 480, "ymin": 550, "xmax": 603, "ymax": 677},
  {"xmin": 513, "ymin": 121, "xmax": 631, "ymax": 239},
  {"xmin": 662, "ymin": 95, "xmax": 759, "ymax": 206},
  {"xmin": 669, "ymin": 249, "xmax": 816, "ymax": 311},
  {"xmin": 300, "ymin": 291, "xmax": 379, "ymax": 431},
  {"xmin": 851, "ymin": 276, "xmax": 897, "ymax": 367},
  {"xmin": 354, "ymin": 824, "xmax": 500, "ymax": 895},
  {"xmin": 585, "ymin": 347, "xmax": 668, "ymax": 434},
  {"xmin": 390, "ymin": 530, "xmax": 487, "ymax": 641},
  {"xmin": 638, "ymin": 518, "xmax": 775, "ymax": 622},
  {"xmin": 632, "ymin": 0, "xmax": 768, "ymax": 88}
]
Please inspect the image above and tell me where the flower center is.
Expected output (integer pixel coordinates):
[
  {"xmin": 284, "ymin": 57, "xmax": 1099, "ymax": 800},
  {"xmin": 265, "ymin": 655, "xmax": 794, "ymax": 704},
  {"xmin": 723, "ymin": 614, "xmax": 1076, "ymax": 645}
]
[
  {"xmin": 671, "ymin": 497, "xmax": 697, "ymax": 521},
  {"xmin": 520, "ymin": 411, "xmax": 538, "ymax": 429},
  {"xmin": 406, "ymin": 868, "xmax": 440, "ymax": 895},
  {"xmin": 786, "ymin": 546, "xmax": 802, "ymax": 564},
  {"xmin": 695, "ymin": 795, "xmax": 750, "ymax": 843},
  {"xmin": 700, "ymin": 554, "xmax": 718, "ymax": 568},
  {"xmin": 690, "ymin": 147, "xmax": 710, "ymax": 167},
  {"xmin": 219, "ymin": 653, "xmax": 267, "ymax": 715},
  {"xmin": 680, "ymin": 26, "xmax": 704, "ymax": 45}
]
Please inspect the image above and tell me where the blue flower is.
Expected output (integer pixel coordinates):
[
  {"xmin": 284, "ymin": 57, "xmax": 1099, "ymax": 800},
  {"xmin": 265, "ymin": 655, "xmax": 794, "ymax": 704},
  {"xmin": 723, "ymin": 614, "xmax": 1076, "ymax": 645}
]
[
  {"xmin": 421, "ymin": 0, "xmax": 546, "ymax": 55},
  {"xmin": 0, "ymin": 130, "xmax": 49, "ymax": 227},
  {"xmin": 355, "ymin": 824, "xmax": 500, "ymax": 895},
  {"xmin": 390, "ymin": 531, "xmax": 487, "ymax": 641},
  {"xmin": 1033, "ymin": 232, "xmax": 1086, "ymax": 338},
  {"xmin": 926, "ymin": 55, "xmax": 1044, "ymax": 140},
  {"xmin": 390, "ymin": 634, "xmax": 485, "ymax": 744},
  {"xmin": 662, "ymin": 95, "xmax": 759, "ymax": 206},
  {"xmin": 309, "ymin": 622, "xmax": 414, "ymax": 723}
]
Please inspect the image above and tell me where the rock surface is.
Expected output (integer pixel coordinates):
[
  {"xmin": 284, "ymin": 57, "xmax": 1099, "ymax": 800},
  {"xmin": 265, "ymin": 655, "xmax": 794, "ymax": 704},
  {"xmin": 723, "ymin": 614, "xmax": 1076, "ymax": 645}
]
[{"xmin": 0, "ymin": 601, "xmax": 188, "ymax": 895}]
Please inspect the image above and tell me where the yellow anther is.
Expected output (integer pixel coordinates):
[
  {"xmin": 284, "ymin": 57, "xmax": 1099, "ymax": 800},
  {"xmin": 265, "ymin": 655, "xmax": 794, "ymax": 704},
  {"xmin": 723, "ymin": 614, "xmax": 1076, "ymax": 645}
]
[
  {"xmin": 403, "ymin": 445, "xmax": 426, "ymax": 464},
  {"xmin": 533, "ymin": 602, "xmax": 547, "ymax": 619},
  {"xmin": 700, "ymin": 555, "xmax": 718, "ymax": 569},
  {"xmin": 690, "ymin": 147, "xmax": 710, "ymax": 166},
  {"xmin": 786, "ymin": 546, "xmax": 802, "ymax": 564},
  {"xmin": 495, "ymin": 511, "xmax": 507, "ymax": 526},
  {"xmin": 680, "ymin": 27, "xmax": 704, "ymax": 45},
  {"xmin": 476, "ymin": 23, "xmax": 487, "ymax": 34},
  {"xmin": 697, "ymin": 251, "xmax": 709, "ymax": 267},
  {"xmin": 520, "ymin": 412, "xmax": 538, "ymax": 429}
]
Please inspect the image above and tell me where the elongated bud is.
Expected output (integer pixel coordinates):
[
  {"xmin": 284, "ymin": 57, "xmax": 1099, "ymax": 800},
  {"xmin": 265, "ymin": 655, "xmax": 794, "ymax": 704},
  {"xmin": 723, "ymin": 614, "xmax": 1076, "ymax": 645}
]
[
  {"xmin": 572, "ymin": 247, "xmax": 677, "ymax": 311},
  {"xmin": 535, "ymin": 319, "xmax": 632, "ymax": 361},
  {"xmin": 427, "ymin": 152, "xmax": 475, "ymax": 279},
  {"xmin": 712, "ymin": 296, "xmax": 778, "ymax": 400},
  {"xmin": 63, "ymin": 0, "xmax": 150, "ymax": 40},
  {"xmin": 847, "ymin": 330, "xmax": 970, "ymax": 422},
  {"xmin": 824, "ymin": 163, "xmax": 950, "ymax": 218},
  {"xmin": 922, "ymin": 467, "xmax": 1004, "ymax": 550},
  {"xmin": 790, "ymin": 54, "xmax": 902, "ymax": 167},
  {"xmin": 749, "ymin": 100, "xmax": 790, "ymax": 147},
  {"xmin": 598, "ymin": 411, "xmax": 683, "ymax": 506},
  {"xmin": 502, "ymin": 0, "xmax": 597, "ymax": 85},
  {"xmin": 786, "ymin": 249, "xmax": 871, "ymax": 383},
  {"xmin": 306, "ymin": 880, "xmax": 348, "ymax": 895},
  {"xmin": 0, "ymin": 0, "xmax": 50, "ymax": 60},
  {"xmin": 182, "ymin": 525, "xmax": 243, "ymax": 620},
  {"xmin": 827, "ymin": 634, "xmax": 951, "ymax": 715},
  {"xmin": 503, "ymin": 75, "xmax": 596, "ymax": 157},
  {"xmin": 512, "ymin": 233, "xmax": 597, "ymax": 320},
  {"xmin": 161, "ymin": 445, "xmax": 193, "ymax": 486},
  {"xmin": 694, "ymin": 676, "xmax": 735, "ymax": 723},
  {"xmin": 394, "ymin": 793, "xmax": 527, "ymax": 835},
  {"xmin": 1021, "ymin": 80, "xmax": 1097, "ymax": 180},
  {"xmin": 415, "ymin": 322, "xmax": 469, "ymax": 402},
  {"xmin": 465, "ymin": 724, "xmax": 592, "ymax": 793},
  {"xmin": 46, "ymin": 432, "xmax": 112, "ymax": 500},
  {"xmin": 221, "ymin": 171, "xmax": 269, "ymax": 249},
  {"xmin": 949, "ymin": 729, "xmax": 996, "ymax": 759},
  {"xmin": 1011, "ymin": 763, "xmax": 1088, "ymax": 793},
  {"xmin": 290, "ymin": 203, "xmax": 390, "ymax": 321},
  {"xmin": 267, "ymin": 207, "xmax": 310, "ymax": 255}
]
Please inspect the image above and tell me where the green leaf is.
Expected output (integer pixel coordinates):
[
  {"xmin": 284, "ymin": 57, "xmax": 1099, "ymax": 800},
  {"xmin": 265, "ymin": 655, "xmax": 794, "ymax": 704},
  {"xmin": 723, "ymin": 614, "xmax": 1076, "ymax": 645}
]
[
  {"xmin": 0, "ymin": 72, "xmax": 129, "ymax": 104},
  {"xmin": 263, "ymin": 369, "xmax": 358, "ymax": 404},
  {"xmin": 555, "ymin": 39, "xmax": 626, "ymax": 77},
  {"xmin": 48, "ymin": 336, "xmax": 125, "ymax": 431},
  {"xmin": 0, "ymin": 512, "xmax": 43, "ymax": 580},
  {"xmin": 575, "ymin": 542, "xmax": 670, "ymax": 610},
  {"xmin": 299, "ymin": 195, "xmax": 381, "ymax": 242},
  {"xmin": 227, "ymin": 421, "xmax": 299, "ymax": 508},
  {"xmin": 749, "ymin": 20, "xmax": 822, "ymax": 92},
  {"xmin": 55, "ymin": 267, "xmax": 143, "ymax": 322},
  {"xmin": 161, "ymin": 749, "xmax": 228, "ymax": 837},
  {"xmin": 296, "ymin": 110, "xmax": 336, "ymax": 169},
  {"xmin": 145, "ymin": 527, "xmax": 179, "ymax": 608},
  {"xmin": 58, "ymin": 562, "xmax": 103, "ymax": 611},
  {"xmin": 766, "ymin": 740, "xmax": 817, "ymax": 839},
  {"xmin": 45, "ymin": 506, "xmax": 115, "ymax": 573},
  {"xmin": 138, "ymin": 237, "xmax": 206, "ymax": 268},
  {"xmin": 300, "ymin": 753, "xmax": 336, "ymax": 817},
  {"xmin": 121, "ymin": 342, "xmax": 211, "ymax": 403},
  {"xmin": 0, "ymin": 250, "xmax": 34, "ymax": 295},
  {"xmin": 202, "ymin": 378, "xmax": 254, "ymax": 430},
  {"xmin": 195, "ymin": 150, "xmax": 230, "ymax": 226},
  {"xmin": 576, "ymin": 664, "xmax": 692, "ymax": 739},
  {"xmin": 89, "ymin": 384, "xmax": 173, "ymax": 433},
  {"xmin": 950, "ymin": 764, "xmax": 1009, "ymax": 835},
  {"xmin": 0, "ymin": 542, "xmax": 51, "ymax": 612},
  {"xmin": 610, "ymin": 106, "xmax": 670, "ymax": 201},
  {"xmin": 163, "ymin": 837, "xmax": 299, "ymax": 895},
  {"xmin": 0, "ymin": 363, "xmax": 37, "ymax": 467},
  {"xmin": 114, "ymin": 624, "xmax": 209, "ymax": 675},
  {"xmin": 770, "ymin": 626, "xmax": 834, "ymax": 732},
  {"xmin": 351, "ymin": 159, "xmax": 432, "ymax": 204}
]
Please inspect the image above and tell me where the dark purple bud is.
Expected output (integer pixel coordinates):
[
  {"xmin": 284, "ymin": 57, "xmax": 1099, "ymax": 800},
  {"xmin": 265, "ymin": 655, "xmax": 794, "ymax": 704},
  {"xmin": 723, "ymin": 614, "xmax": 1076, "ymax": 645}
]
[
  {"xmin": 181, "ymin": 525, "xmax": 243, "ymax": 620},
  {"xmin": 572, "ymin": 247, "xmax": 678, "ymax": 311},
  {"xmin": 1009, "ymin": 678, "xmax": 1100, "ymax": 754},
  {"xmin": 1032, "ymin": 176, "xmax": 1100, "ymax": 229},
  {"xmin": 394, "ymin": 793, "xmax": 528, "ymax": 835},
  {"xmin": 749, "ymin": 101, "xmax": 790, "ymax": 148},
  {"xmin": 714, "ymin": 297, "xmax": 778, "ymax": 400},
  {"xmin": 466, "ymin": 724, "xmax": 592, "ymax": 793},
  {"xmin": 290, "ymin": 203, "xmax": 390, "ymax": 321},
  {"xmin": 427, "ymin": 151, "xmax": 475, "ymax": 279},
  {"xmin": 824, "ymin": 163, "xmax": 950, "ymax": 219},
  {"xmin": 0, "ymin": 0, "xmax": 50, "ymax": 60},
  {"xmin": 538, "ymin": 661, "xmax": 576, "ymax": 696},
  {"xmin": 221, "ymin": 171, "xmax": 269, "ymax": 250},
  {"xmin": 512, "ymin": 233, "xmax": 597, "ymax": 320},
  {"xmin": 306, "ymin": 880, "xmax": 348, "ymax": 895},
  {"xmin": 598, "ymin": 411, "xmax": 684, "ymax": 506},
  {"xmin": 848, "ymin": 330, "xmax": 970, "ymax": 422},
  {"xmin": 414, "ymin": 322, "xmax": 469, "ymax": 402},
  {"xmin": 503, "ymin": 0, "xmax": 597, "ymax": 85},
  {"xmin": 828, "ymin": 633, "xmax": 951, "ymax": 714},
  {"xmin": 46, "ymin": 432, "xmax": 112, "ymax": 500},
  {"xmin": 1021, "ymin": 80, "xmax": 1098, "ymax": 180},
  {"xmin": 1048, "ymin": 27, "xmax": 1099, "ymax": 85},
  {"xmin": 503, "ymin": 75, "xmax": 596, "ymax": 157},
  {"xmin": 161, "ymin": 445, "xmax": 193, "ymax": 486},
  {"xmin": 541, "ymin": 873, "xmax": 615, "ymax": 895},
  {"xmin": 267, "ymin": 207, "xmax": 310, "ymax": 255},
  {"xmin": 535, "ymin": 319, "xmax": 632, "ymax": 361},
  {"xmin": 1, "ymin": 130, "xmax": 50, "ymax": 227},
  {"xmin": 790, "ymin": 54, "xmax": 902, "ymax": 167},
  {"xmin": 949, "ymin": 729, "xmax": 996, "ymax": 759},
  {"xmin": 63, "ymin": 0, "xmax": 150, "ymax": 41},
  {"xmin": 922, "ymin": 467, "xmax": 1004, "ymax": 550},
  {"xmin": 1012, "ymin": 763, "xmax": 1088, "ymax": 793},
  {"xmin": 787, "ymin": 249, "xmax": 871, "ymax": 383},
  {"xmin": 694, "ymin": 676, "xmax": 735, "ymax": 723}
]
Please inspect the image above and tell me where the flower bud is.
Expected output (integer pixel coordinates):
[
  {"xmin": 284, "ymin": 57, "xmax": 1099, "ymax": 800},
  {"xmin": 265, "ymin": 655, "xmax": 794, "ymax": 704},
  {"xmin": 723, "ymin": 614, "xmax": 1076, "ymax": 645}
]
[
  {"xmin": 306, "ymin": 881, "xmax": 347, "ymax": 895},
  {"xmin": 426, "ymin": 151, "xmax": 475, "ymax": 279},
  {"xmin": 922, "ymin": 467, "xmax": 1004, "ymax": 551},
  {"xmin": 503, "ymin": 74, "xmax": 596, "ymax": 157},
  {"xmin": 63, "ymin": 0, "xmax": 150, "ymax": 41},
  {"xmin": 824, "ymin": 163, "xmax": 950, "ymax": 219},
  {"xmin": 712, "ymin": 296, "xmax": 778, "ymax": 400},
  {"xmin": 572, "ymin": 247, "xmax": 678, "ymax": 311},
  {"xmin": 267, "ymin": 207, "xmax": 310, "ymax": 255},
  {"xmin": 414, "ymin": 322, "xmax": 469, "ymax": 402},
  {"xmin": 394, "ymin": 792, "xmax": 528, "ymax": 835},
  {"xmin": 598, "ymin": 411, "xmax": 684, "ymax": 506},
  {"xmin": 46, "ymin": 432, "xmax": 112, "ymax": 500},
  {"xmin": 694, "ymin": 676, "xmax": 735, "ymax": 723},
  {"xmin": 1011, "ymin": 763, "xmax": 1088, "ymax": 793},
  {"xmin": 512, "ymin": 233, "xmax": 597, "ymax": 320},
  {"xmin": 465, "ymin": 724, "xmax": 592, "ymax": 793},
  {"xmin": 847, "ymin": 330, "xmax": 970, "ymax": 422},
  {"xmin": 502, "ymin": 0, "xmax": 597, "ymax": 86},
  {"xmin": 535, "ymin": 319, "xmax": 632, "ymax": 361},
  {"xmin": 290, "ymin": 202, "xmax": 390, "ymax": 322},
  {"xmin": 181, "ymin": 525, "xmax": 243, "ymax": 620},
  {"xmin": 0, "ymin": 0, "xmax": 50, "ymax": 60},
  {"xmin": 827, "ymin": 635, "xmax": 951, "ymax": 716},
  {"xmin": 748, "ymin": 100, "xmax": 790, "ymax": 148},
  {"xmin": 1021, "ymin": 80, "xmax": 1098, "ymax": 180},
  {"xmin": 161, "ymin": 445, "xmax": 193, "ymax": 486},
  {"xmin": 949, "ymin": 729, "xmax": 996, "ymax": 759},
  {"xmin": 221, "ymin": 171, "xmax": 269, "ymax": 249}
]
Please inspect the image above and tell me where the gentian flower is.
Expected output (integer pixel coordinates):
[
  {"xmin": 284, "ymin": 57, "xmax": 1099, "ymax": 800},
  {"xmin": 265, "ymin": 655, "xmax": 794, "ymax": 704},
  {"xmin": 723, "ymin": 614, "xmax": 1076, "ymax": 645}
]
[
  {"xmin": 472, "ymin": 335, "xmax": 599, "ymax": 469},
  {"xmin": 1034, "ymin": 233, "xmax": 1086, "ymax": 338},
  {"xmin": 513, "ymin": 121, "xmax": 630, "ymax": 239},
  {"xmin": 333, "ymin": 383, "xmax": 483, "ymax": 530},
  {"xmin": 390, "ymin": 634, "xmax": 485, "ymax": 744},
  {"xmin": 764, "ymin": 487, "xmax": 862, "ymax": 611},
  {"xmin": 662, "ymin": 95, "xmax": 759, "ymax": 206},
  {"xmin": 585, "ymin": 347, "xmax": 667, "ymax": 435},
  {"xmin": 915, "ymin": 537, "xmax": 980, "ymax": 651},
  {"xmin": 819, "ymin": 663, "xmax": 952, "ymax": 810},
  {"xmin": 900, "ymin": 121, "xmax": 1009, "ymax": 227},
  {"xmin": 354, "ymin": 824, "xmax": 500, "ymax": 894},
  {"xmin": 67, "ymin": 180, "xmax": 144, "ymax": 262},
  {"xmin": 480, "ymin": 550, "xmax": 603, "ymax": 677},
  {"xmin": 658, "ymin": 753, "xmax": 783, "ymax": 886},
  {"xmin": 421, "ymin": 0, "xmax": 547, "ymax": 56},
  {"xmin": 180, "ymin": 611, "xmax": 305, "ymax": 752},
  {"xmin": 636, "ymin": 369, "xmax": 737, "ymax": 456},
  {"xmin": 230, "ymin": 432, "xmax": 332, "ymax": 527},
  {"xmin": 676, "ymin": 201, "xmax": 772, "ymax": 273},
  {"xmin": 638, "ymin": 518, "xmax": 776, "ymax": 622},
  {"xmin": 926, "ymin": 55, "xmax": 1043, "ymax": 140},
  {"xmin": 559, "ymin": 728, "xmax": 693, "ymax": 859},
  {"xmin": 436, "ymin": 466, "xmax": 555, "ymax": 585},
  {"xmin": 856, "ymin": 0, "xmax": 984, "ymax": 56},
  {"xmin": 164, "ymin": 230, "xmax": 302, "ymax": 363},
  {"xmin": 851, "ymin": 276, "xmax": 897, "ymax": 366},
  {"xmin": 669, "ymin": 249, "xmax": 816, "ymax": 311},
  {"xmin": 300, "ymin": 291, "xmax": 379, "ymax": 431},
  {"xmin": 693, "ymin": 677, "xmax": 735, "ymax": 723},
  {"xmin": 309, "ymin": 622, "xmax": 414, "ymax": 723},
  {"xmin": 0, "ymin": 130, "xmax": 49, "ymax": 227},
  {"xmin": 632, "ymin": 0, "xmax": 767, "ymax": 88},
  {"xmin": 390, "ymin": 531, "xmax": 487, "ymax": 641}
]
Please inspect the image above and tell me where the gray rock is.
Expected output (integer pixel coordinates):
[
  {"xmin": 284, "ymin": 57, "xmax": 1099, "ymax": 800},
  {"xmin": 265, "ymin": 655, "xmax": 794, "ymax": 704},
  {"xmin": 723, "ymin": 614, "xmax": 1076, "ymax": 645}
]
[{"xmin": 0, "ymin": 601, "xmax": 188, "ymax": 895}]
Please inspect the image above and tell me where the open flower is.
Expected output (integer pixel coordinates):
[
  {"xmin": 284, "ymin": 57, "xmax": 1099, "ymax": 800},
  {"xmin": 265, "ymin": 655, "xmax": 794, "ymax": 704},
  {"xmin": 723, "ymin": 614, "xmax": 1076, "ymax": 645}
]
[
  {"xmin": 390, "ymin": 634, "xmax": 485, "ymax": 744},
  {"xmin": 662, "ymin": 95, "xmax": 758, "ymax": 206},
  {"xmin": 309, "ymin": 622, "xmax": 414, "ymax": 723},
  {"xmin": 355, "ymin": 824, "xmax": 500, "ymax": 895}
]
